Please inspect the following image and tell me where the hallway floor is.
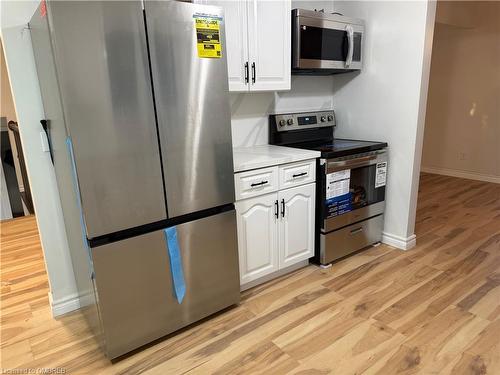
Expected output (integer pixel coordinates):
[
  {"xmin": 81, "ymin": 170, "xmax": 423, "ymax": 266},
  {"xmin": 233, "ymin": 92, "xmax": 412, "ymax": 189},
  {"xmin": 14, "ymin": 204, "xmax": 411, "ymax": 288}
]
[{"xmin": 1, "ymin": 173, "xmax": 499, "ymax": 374}]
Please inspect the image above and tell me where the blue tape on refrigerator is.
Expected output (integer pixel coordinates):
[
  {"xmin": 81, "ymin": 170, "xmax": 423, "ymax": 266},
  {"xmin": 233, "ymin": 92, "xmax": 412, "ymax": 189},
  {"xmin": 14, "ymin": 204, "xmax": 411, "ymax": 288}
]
[{"xmin": 164, "ymin": 227, "xmax": 186, "ymax": 304}]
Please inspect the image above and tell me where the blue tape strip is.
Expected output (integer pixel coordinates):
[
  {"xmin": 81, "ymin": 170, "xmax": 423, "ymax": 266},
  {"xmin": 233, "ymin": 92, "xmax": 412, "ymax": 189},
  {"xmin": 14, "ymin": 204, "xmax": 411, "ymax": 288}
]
[
  {"xmin": 66, "ymin": 137, "xmax": 92, "ymax": 262},
  {"xmin": 164, "ymin": 227, "xmax": 186, "ymax": 304}
]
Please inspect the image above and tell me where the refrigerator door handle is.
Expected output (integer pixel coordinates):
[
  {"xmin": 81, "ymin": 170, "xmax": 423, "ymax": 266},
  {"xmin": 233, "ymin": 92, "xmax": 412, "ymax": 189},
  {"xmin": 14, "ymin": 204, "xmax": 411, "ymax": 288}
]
[
  {"xmin": 39, "ymin": 119, "xmax": 54, "ymax": 164},
  {"xmin": 164, "ymin": 227, "xmax": 186, "ymax": 304}
]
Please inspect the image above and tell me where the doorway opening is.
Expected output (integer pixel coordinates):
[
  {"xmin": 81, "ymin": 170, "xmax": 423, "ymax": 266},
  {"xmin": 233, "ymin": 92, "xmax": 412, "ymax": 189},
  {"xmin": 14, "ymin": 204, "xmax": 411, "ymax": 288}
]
[
  {"xmin": 420, "ymin": 1, "xmax": 500, "ymax": 184},
  {"xmin": 1, "ymin": 39, "xmax": 34, "ymax": 220}
]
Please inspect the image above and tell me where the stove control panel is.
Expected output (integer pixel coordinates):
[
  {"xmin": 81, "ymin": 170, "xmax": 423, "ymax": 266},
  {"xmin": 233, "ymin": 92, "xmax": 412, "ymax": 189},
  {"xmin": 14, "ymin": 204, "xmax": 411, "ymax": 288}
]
[{"xmin": 271, "ymin": 110, "xmax": 336, "ymax": 132}]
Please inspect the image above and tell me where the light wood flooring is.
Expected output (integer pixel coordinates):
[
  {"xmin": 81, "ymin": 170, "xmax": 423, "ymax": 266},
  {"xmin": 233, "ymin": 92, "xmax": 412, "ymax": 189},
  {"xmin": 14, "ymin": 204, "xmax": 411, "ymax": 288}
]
[{"xmin": 1, "ymin": 173, "xmax": 499, "ymax": 374}]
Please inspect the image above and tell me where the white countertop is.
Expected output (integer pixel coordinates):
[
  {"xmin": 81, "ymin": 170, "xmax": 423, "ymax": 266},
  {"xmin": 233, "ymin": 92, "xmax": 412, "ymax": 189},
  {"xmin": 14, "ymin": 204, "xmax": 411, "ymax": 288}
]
[{"xmin": 233, "ymin": 145, "xmax": 320, "ymax": 172}]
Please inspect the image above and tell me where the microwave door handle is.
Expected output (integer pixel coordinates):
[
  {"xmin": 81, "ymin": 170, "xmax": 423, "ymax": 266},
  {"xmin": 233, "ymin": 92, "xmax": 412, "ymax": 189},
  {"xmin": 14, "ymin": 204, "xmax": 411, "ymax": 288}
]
[{"xmin": 346, "ymin": 25, "xmax": 354, "ymax": 68}]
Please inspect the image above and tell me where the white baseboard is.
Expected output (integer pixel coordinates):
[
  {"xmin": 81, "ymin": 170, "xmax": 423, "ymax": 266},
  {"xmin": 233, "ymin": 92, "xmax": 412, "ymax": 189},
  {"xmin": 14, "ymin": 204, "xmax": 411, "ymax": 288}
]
[
  {"xmin": 48, "ymin": 289, "xmax": 96, "ymax": 317},
  {"xmin": 382, "ymin": 232, "xmax": 417, "ymax": 250},
  {"xmin": 48, "ymin": 291, "xmax": 81, "ymax": 317},
  {"xmin": 421, "ymin": 166, "xmax": 500, "ymax": 184}
]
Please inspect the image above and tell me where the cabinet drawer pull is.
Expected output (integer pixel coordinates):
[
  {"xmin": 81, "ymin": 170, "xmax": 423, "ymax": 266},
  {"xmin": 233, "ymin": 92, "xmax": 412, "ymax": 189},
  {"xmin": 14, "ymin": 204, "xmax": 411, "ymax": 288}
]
[
  {"xmin": 281, "ymin": 198, "xmax": 285, "ymax": 217},
  {"xmin": 292, "ymin": 172, "xmax": 308, "ymax": 178},
  {"xmin": 350, "ymin": 227, "xmax": 363, "ymax": 235},
  {"xmin": 244, "ymin": 62, "xmax": 249, "ymax": 84},
  {"xmin": 275, "ymin": 200, "xmax": 279, "ymax": 219},
  {"xmin": 250, "ymin": 180, "xmax": 268, "ymax": 187}
]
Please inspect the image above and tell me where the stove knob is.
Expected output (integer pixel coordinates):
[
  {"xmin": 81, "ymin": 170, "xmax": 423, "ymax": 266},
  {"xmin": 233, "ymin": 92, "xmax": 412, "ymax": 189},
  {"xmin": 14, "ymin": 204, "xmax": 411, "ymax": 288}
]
[
  {"xmin": 279, "ymin": 119, "xmax": 286, "ymax": 127},
  {"xmin": 320, "ymin": 116, "xmax": 326, "ymax": 122},
  {"xmin": 287, "ymin": 118, "xmax": 294, "ymax": 125},
  {"xmin": 328, "ymin": 115, "xmax": 334, "ymax": 121}
]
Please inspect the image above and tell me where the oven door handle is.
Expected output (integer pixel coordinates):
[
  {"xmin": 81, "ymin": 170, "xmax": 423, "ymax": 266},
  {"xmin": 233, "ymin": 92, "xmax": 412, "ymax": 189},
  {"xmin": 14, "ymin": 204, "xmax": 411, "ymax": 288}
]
[
  {"xmin": 345, "ymin": 25, "xmax": 354, "ymax": 68},
  {"xmin": 327, "ymin": 153, "xmax": 382, "ymax": 172}
]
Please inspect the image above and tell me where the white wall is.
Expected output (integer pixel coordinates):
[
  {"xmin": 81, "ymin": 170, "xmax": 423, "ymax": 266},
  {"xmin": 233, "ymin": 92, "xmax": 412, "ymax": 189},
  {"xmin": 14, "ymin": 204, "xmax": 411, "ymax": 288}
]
[
  {"xmin": 231, "ymin": 76, "xmax": 335, "ymax": 146},
  {"xmin": 421, "ymin": 1, "xmax": 500, "ymax": 183},
  {"xmin": 330, "ymin": 1, "xmax": 436, "ymax": 248},
  {"xmin": 1, "ymin": 1, "xmax": 77, "ymax": 312}
]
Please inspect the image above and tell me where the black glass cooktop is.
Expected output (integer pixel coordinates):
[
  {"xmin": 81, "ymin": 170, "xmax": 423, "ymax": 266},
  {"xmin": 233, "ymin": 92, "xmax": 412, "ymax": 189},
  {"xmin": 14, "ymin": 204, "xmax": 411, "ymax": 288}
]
[{"xmin": 291, "ymin": 138, "xmax": 388, "ymax": 159}]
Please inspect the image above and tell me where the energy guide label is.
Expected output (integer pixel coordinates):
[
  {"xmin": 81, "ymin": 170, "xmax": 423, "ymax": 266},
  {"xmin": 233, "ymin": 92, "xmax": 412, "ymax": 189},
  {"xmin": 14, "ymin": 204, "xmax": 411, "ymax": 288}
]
[
  {"xmin": 375, "ymin": 162, "xmax": 387, "ymax": 188},
  {"xmin": 194, "ymin": 15, "xmax": 222, "ymax": 58}
]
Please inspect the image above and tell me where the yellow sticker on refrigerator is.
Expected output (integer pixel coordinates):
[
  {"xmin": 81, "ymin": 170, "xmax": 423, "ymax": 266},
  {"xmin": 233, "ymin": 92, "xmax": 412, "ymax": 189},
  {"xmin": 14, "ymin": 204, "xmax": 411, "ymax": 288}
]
[{"xmin": 194, "ymin": 17, "xmax": 222, "ymax": 58}]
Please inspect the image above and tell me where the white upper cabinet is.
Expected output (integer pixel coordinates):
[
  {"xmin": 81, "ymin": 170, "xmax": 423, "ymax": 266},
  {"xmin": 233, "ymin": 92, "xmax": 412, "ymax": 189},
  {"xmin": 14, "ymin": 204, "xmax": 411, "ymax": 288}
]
[
  {"xmin": 247, "ymin": 0, "xmax": 291, "ymax": 91},
  {"xmin": 201, "ymin": 0, "xmax": 291, "ymax": 92},
  {"xmin": 201, "ymin": 0, "xmax": 250, "ymax": 91}
]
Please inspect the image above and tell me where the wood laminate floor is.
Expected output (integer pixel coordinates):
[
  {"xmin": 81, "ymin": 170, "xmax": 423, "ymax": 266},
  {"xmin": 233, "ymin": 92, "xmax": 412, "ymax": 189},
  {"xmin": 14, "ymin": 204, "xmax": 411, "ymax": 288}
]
[{"xmin": 1, "ymin": 173, "xmax": 499, "ymax": 374}]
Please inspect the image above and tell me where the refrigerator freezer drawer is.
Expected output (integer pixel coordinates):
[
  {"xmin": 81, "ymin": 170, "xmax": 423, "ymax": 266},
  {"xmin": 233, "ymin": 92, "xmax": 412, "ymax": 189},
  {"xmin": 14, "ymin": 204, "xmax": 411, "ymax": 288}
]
[
  {"xmin": 91, "ymin": 209, "xmax": 240, "ymax": 358},
  {"xmin": 320, "ymin": 214, "xmax": 383, "ymax": 265}
]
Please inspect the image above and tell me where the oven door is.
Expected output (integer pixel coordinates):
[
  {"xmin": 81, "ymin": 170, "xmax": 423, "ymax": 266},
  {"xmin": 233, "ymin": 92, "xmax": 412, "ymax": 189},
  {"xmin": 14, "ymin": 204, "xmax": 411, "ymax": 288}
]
[
  {"xmin": 321, "ymin": 151, "xmax": 387, "ymax": 232},
  {"xmin": 293, "ymin": 15, "xmax": 363, "ymax": 70}
]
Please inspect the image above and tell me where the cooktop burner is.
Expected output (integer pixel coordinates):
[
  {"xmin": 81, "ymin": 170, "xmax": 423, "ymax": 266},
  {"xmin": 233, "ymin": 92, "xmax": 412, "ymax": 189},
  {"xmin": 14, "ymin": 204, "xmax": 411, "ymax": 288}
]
[{"xmin": 291, "ymin": 139, "xmax": 388, "ymax": 159}]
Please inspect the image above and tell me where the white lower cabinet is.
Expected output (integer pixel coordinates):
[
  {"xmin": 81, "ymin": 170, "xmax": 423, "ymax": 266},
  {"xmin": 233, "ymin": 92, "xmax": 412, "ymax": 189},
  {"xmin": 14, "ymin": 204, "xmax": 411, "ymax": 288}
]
[
  {"xmin": 279, "ymin": 183, "xmax": 315, "ymax": 269},
  {"xmin": 235, "ymin": 182, "xmax": 315, "ymax": 286},
  {"xmin": 236, "ymin": 192, "xmax": 279, "ymax": 285}
]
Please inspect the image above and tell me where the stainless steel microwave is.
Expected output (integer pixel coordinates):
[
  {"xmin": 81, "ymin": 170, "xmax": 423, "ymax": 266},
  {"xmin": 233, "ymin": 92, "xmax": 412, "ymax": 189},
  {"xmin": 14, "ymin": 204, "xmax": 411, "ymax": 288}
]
[{"xmin": 292, "ymin": 9, "xmax": 364, "ymax": 74}]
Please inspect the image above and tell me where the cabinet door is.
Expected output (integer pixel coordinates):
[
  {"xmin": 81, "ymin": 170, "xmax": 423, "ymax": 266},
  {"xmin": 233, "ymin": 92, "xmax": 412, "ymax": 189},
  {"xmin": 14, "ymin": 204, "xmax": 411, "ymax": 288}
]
[
  {"xmin": 200, "ymin": 0, "xmax": 250, "ymax": 91},
  {"xmin": 247, "ymin": 0, "xmax": 291, "ymax": 91},
  {"xmin": 236, "ymin": 192, "xmax": 279, "ymax": 285},
  {"xmin": 279, "ymin": 183, "xmax": 315, "ymax": 268}
]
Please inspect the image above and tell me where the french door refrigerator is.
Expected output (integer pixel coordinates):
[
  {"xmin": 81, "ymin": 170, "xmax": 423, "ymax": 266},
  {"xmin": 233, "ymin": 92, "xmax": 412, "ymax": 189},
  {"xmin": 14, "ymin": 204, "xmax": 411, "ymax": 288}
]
[{"xmin": 30, "ymin": 0, "xmax": 239, "ymax": 358}]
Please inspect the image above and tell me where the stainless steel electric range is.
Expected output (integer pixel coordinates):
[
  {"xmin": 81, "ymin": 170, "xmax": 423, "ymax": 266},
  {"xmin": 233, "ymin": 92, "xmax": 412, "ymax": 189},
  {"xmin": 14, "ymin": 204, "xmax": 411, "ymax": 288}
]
[{"xmin": 269, "ymin": 110, "xmax": 388, "ymax": 266}]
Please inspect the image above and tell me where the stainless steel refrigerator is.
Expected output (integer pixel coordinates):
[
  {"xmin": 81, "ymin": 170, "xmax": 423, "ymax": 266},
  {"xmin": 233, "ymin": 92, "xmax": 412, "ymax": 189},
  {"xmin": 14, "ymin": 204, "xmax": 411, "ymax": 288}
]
[{"xmin": 30, "ymin": 0, "xmax": 240, "ymax": 358}]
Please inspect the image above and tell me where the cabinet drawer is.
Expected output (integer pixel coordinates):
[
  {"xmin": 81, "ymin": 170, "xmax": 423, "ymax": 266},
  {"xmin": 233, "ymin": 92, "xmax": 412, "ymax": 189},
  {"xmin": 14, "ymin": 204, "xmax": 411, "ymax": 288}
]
[
  {"xmin": 234, "ymin": 166, "xmax": 278, "ymax": 200},
  {"xmin": 279, "ymin": 159, "xmax": 315, "ymax": 189},
  {"xmin": 320, "ymin": 214, "xmax": 384, "ymax": 264}
]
